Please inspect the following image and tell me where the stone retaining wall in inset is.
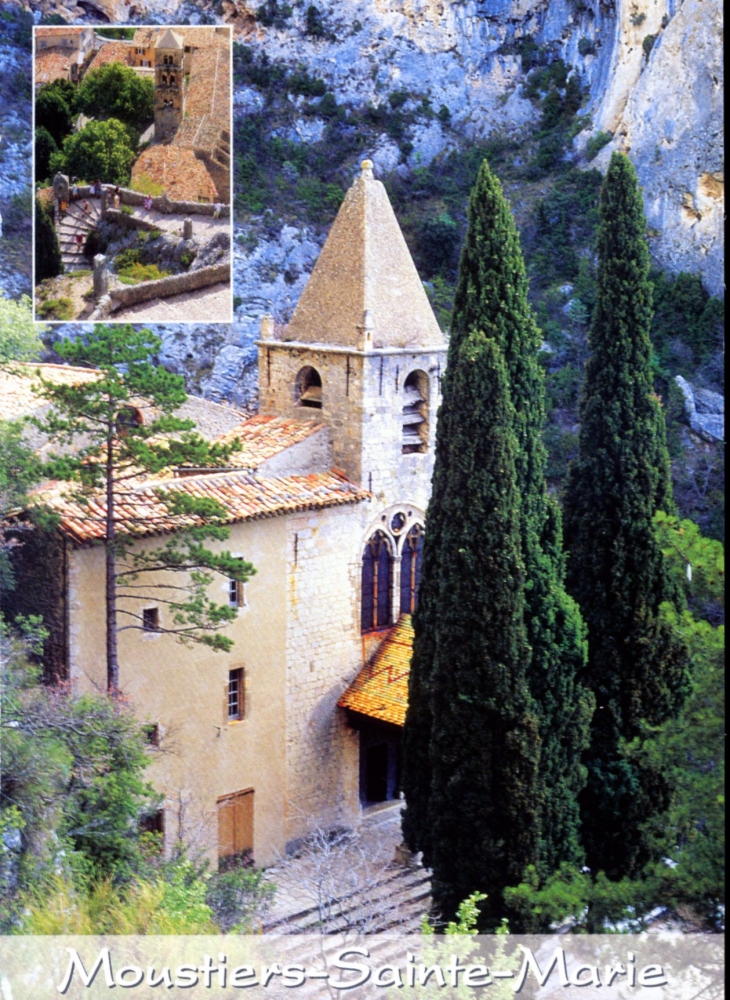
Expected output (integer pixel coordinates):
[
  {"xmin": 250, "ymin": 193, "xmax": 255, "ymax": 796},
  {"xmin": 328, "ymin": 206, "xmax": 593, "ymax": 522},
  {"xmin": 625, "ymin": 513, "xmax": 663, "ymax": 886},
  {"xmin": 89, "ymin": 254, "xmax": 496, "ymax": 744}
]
[{"xmin": 107, "ymin": 262, "xmax": 230, "ymax": 312}]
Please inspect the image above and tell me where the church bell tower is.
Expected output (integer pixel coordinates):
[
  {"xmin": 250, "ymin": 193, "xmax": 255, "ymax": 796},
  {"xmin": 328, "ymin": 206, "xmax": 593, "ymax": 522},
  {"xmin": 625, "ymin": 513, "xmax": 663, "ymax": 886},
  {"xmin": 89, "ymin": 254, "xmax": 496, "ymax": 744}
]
[
  {"xmin": 154, "ymin": 28, "xmax": 184, "ymax": 143},
  {"xmin": 257, "ymin": 160, "xmax": 447, "ymax": 512}
]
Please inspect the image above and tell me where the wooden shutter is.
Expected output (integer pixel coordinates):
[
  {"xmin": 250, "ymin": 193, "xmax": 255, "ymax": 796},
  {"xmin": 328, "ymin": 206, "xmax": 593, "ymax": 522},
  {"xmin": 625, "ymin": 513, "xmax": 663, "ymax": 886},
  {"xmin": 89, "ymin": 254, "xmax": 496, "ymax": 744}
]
[{"xmin": 217, "ymin": 788, "xmax": 254, "ymax": 860}]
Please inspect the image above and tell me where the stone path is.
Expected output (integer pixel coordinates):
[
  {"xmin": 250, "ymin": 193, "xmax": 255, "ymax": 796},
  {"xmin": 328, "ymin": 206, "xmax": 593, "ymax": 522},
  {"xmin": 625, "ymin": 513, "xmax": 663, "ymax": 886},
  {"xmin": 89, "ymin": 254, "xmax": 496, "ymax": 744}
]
[
  {"xmin": 128, "ymin": 207, "xmax": 231, "ymax": 240},
  {"xmin": 110, "ymin": 281, "xmax": 232, "ymax": 322},
  {"xmin": 260, "ymin": 801, "xmax": 432, "ymax": 934}
]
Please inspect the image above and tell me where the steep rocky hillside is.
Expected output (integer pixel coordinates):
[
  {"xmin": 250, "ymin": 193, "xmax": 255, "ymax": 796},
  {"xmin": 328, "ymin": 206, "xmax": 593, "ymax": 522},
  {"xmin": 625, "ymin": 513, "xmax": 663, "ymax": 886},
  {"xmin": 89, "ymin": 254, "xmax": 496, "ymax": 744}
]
[{"xmin": 1, "ymin": 0, "xmax": 723, "ymax": 536}]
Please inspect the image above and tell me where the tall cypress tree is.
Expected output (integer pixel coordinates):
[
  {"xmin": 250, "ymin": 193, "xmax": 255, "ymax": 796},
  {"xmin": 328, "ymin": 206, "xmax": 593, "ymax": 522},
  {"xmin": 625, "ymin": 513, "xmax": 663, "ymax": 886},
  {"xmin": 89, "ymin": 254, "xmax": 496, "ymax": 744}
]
[
  {"xmin": 562, "ymin": 152, "xmax": 689, "ymax": 878},
  {"xmin": 403, "ymin": 328, "xmax": 540, "ymax": 925},
  {"xmin": 403, "ymin": 159, "xmax": 591, "ymax": 881}
]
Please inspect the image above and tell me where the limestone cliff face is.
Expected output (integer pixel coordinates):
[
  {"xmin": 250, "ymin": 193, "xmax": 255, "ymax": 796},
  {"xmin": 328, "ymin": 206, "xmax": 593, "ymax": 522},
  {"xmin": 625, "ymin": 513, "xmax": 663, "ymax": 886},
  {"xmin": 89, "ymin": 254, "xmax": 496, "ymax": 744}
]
[
  {"xmin": 589, "ymin": 0, "xmax": 723, "ymax": 295},
  {"xmin": 220, "ymin": 0, "xmax": 722, "ymax": 292}
]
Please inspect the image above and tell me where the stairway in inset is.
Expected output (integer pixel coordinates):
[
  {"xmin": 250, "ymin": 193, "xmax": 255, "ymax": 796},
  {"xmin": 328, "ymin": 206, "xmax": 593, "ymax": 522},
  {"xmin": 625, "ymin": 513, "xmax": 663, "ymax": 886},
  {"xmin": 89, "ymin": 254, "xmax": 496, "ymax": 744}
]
[{"xmin": 56, "ymin": 197, "xmax": 103, "ymax": 274}]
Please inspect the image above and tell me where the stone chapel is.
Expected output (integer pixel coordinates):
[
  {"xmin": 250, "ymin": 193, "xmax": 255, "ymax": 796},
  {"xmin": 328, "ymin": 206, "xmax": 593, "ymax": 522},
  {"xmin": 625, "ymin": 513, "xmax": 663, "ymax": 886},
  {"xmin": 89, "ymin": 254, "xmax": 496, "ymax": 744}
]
[{"xmin": 3, "ymin": 161, "xmax": 446, "ymax": 866}]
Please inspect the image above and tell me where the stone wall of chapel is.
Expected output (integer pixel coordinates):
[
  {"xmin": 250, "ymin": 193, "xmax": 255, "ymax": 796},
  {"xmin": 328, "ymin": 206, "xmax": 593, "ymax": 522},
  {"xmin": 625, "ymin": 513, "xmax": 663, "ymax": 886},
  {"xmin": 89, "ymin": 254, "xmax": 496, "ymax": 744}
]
[
  {"xmin": 283, "ymin": 502, "xmax": 370, "ymax": 848},
  {"xmin": 258, "ymin": 344, "xmax": 366, "ymax": 484},
  {"xmin": 258, "ymin": 343, "xmax": 445, "ymax": 510},
  {"xmin": 359, "ymin": 350, "xmax": 444, "ymax": 512}
]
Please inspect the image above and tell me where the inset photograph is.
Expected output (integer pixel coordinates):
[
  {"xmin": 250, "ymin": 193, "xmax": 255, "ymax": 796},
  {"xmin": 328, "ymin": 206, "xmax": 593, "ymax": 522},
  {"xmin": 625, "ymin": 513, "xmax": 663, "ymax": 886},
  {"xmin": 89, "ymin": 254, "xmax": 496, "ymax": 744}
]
[{"xmin": 33, "ymin": 24, "xmax": 232, "ymax": 323}]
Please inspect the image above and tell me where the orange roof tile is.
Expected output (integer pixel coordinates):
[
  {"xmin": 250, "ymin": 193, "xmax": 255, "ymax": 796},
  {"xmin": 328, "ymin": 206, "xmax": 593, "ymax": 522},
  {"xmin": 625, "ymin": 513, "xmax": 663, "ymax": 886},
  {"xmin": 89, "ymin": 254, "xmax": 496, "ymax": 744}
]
[
  {"xmin": 86, "ymin": 42, "xmax": 134, "ymax": 73},
  {"xmin": 35, "ymin": 27, "xmax": 85, "ymax": 39},
  {"xmin": 338, "ymin": 616, "xmax": 413, "ymax": 726},
  {"xmin": 215, "ymin": 415, "xmax": 325, "ymax": 468},
  {"xmin": 34, "ymin": 50, "xmax": 74, "ymax": 86},
  {"xmin": 0, "ymin": 364, "xmax": 99, "ymax": 422},
  {"xmin": 39, "ymin": 469, "xmax": 368, "ymax": 545},
  {"xmin": 131, "ymin": 145, "xmax": 218, "ymax": 203}
]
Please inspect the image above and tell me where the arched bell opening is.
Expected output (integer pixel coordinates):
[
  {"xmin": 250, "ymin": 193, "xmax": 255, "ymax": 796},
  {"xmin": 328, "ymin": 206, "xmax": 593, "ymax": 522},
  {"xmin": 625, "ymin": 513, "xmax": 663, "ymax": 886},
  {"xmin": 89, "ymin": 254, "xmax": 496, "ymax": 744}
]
[
  {"xmin": 295, "ymin": 366, "xmax": 323, "ymax": 410},
  {"xmin": 402, "ymin": 369, "xmax": 429, "ymax": 454}
]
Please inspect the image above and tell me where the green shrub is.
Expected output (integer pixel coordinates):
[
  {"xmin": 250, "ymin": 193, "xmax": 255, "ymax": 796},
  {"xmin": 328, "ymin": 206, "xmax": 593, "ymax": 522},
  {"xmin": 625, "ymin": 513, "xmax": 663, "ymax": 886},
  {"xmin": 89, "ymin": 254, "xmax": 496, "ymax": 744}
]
[
  {"xmin": 117, "ymin": 262, "xmax": 170, "ymax": 283},
  {"xmin": 305, "ymin": 4, "xmax": 331, "ymax": 39},
  {"xmin": 642, "ymin": 34, "xmax": 657, "ymax": 58},
  {"xmin": 585, "ymin": 130, "xmax": 613, "ymax": 161},
  {"xmin": 437, "ymin": 104, "xmax": 451, "ymax": 123},
  {"xmin": 255, "ymin": 0, "xmax": 292, "ymax": 27},
  {"xmin": 578, "ymin": 37, "xmax": 595, "ymax": 56},
  {"xmin": 114, "ymin": 248, "xmax": 142, "ymax": 271},
  {"xmin": 37, "ymin": 297, "xmax": 74, "ymax": 321}
]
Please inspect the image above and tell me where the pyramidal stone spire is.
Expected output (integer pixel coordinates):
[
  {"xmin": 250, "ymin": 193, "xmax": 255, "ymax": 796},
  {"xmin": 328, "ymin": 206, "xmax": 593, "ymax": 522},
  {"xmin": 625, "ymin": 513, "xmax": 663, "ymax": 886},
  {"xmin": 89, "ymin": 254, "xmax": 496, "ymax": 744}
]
[{"xmin": 283, "ymin": 160, "xmax": 445, "ymax": 350}]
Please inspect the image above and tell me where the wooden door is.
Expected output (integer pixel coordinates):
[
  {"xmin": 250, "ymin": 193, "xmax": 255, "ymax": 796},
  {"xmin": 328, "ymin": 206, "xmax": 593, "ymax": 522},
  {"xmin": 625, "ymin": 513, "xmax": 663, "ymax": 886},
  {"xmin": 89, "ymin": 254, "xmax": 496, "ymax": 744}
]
[{"xmin": 217, "ymin": 788, "xmax": 254, "ymax": 861}]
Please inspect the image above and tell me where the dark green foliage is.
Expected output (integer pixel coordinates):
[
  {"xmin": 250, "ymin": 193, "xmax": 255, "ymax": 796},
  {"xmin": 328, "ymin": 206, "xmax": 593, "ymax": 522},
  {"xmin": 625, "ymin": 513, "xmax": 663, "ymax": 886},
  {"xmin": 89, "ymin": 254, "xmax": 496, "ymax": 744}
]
[
  {"xmin": 415, "ymin": 210, "xmax": 460, "ymax": 278},
  {"xmin": 585, "ymin": 130, "xmax": 613, "ymax": 161},
  {"xmin": 446, "ymin": 160, "xmax": 593, "ymax": 878},
  {"xmin": 305, "ymin": 4, "xmax": 332, "ymax": 39},
  {"xmin": 562, "ymin": 153, "xmax": 690, "ymax": 879},
  {"xmin": 642, "ymin": 34, "xmax": 657, "ymax": 58},
  {"xmin": 402, "ymin": 330, "xmax": 541, "ymax": 927},
  {"xmin": 50, "ymin": 119, "xmax": 136, "ymax": 187},
  {"xmin": 0, "ymin": 635, "xmax": 159, "ymax": 888},
  {"xmin": 578, "ymin": 37, "xmax": 595, "ymax": 56},
  {"xmin": 95, "ymin": 27, "xmax": 136, "ymax": 39},
  {"xmin": 76, "ymin": 63, "xmax": 154, "ymax": 129},
  {"xmin": 255, "ymin": 0, "xmax": 293, "ymax": 27},
  {"xmin": 651, "ymin": 270, "xmax": 724, "ymax": 368},
  {"xmin": 34, "ymin": 126, "xmax": 58, "ymax": 183},
  {"xmin": 35, "ymin": 86, "xmax": 74, "ymax": 146},
  {"xmin": 404, "ymin": 161, "xmax": 591, "ymax": 923},
  {"xmin": 34, "ymin": 195, "xmax": 63, "ymax": 283}
]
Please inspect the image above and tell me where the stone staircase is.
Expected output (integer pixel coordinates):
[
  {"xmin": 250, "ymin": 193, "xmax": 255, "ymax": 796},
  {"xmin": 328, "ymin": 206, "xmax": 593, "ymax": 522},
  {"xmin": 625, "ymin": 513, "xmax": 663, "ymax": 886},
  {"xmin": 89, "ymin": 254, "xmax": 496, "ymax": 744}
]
[
  {"xmin": 261, "ymin": 862, "xmax": 432, "ymax": 934},
  {"xmin": 261, "ymin": 801, "xmax": 432, "ymax": 935},
  {"xmin": 56, "ymin": 197, "xmax": 102, "ymax": 274}
]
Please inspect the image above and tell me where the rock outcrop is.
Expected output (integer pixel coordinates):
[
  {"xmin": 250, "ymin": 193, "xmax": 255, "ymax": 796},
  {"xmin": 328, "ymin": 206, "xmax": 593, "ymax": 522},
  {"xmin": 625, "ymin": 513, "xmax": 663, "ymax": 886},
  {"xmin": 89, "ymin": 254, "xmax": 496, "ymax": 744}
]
[{"xmin": 675, "ymin": 375, "xmax": 724, "ymax": 442}]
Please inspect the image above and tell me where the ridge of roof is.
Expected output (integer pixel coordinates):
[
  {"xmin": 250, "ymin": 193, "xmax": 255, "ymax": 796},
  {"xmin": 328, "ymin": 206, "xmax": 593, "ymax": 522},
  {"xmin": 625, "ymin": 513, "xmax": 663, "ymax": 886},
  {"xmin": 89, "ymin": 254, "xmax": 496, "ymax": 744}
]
[
  {"xmin": 282, "ymin": 161, "xmax": 445, "ymax": 351},
  {"xmin": 156, "ymin": 28, "xmax": 184, "ymax": 49}
]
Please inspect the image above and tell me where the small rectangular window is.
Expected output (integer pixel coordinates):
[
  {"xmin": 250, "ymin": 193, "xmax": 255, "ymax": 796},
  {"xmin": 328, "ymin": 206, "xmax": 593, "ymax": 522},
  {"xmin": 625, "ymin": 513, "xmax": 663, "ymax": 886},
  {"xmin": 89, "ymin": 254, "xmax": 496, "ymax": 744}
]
[
  {"xmin": 143, "ymin": 723, "xmax": 160, "ymax": 747},
  {"xmin": 143, "ymin": 607, "xmax": 160, "ymax": 631},
  {"xmin": 228, "ymin": 668, "xmax": 244, "ymax": 721},
  {"xmin": 229, "ymin": 578, "xmax": 245, "ymax": 608},
  {"xmin": 140, "ymin": 809, "xmax": 164, "ymax": 836}
]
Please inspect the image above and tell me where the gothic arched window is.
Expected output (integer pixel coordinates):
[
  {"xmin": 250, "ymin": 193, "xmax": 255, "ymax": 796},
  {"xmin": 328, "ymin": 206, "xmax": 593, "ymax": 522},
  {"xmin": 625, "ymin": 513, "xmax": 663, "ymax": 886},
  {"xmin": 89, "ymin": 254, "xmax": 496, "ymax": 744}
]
[
  {"xmin": 169, "ymin": 74, "xmax": 176, "ymax": 86},
  {"xmin": 400, "ymin": 524, "xmax": 424, "ymax": 615},
  {"xmin": 361, "ymin": 531, "xmax": 393, "ymax": 632}
]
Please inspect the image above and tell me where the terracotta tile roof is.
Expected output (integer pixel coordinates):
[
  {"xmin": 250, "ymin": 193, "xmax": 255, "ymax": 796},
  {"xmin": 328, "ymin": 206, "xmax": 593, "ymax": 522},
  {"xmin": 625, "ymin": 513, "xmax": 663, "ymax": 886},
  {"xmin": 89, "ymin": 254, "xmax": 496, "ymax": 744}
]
[
  {"xmin": 40, "ymin": 469, "xmax": 368, "ymax": 545},
  {"xmin": 0, "ymin": 364, "xmax": 99, "ymax": 422},
  {"xmin": 338, "ymin": 616, "xmax": 414, "ymax": 727},
  {"xmin": 215, "ymin": 415, "xmax": 324, "ymax": 469},
  {"xmin": 86, "ymin": 42, "xmax": 134, "ymax": 73},
  {"xmin": 132, "ymin": 27, "xmax": 157, "ymax": 48},
  {"xmin": 183, "ymin": 41, "xmax": 230, "ymax": 125},
  {"xmin": 35, "ymin": 27, "xmax": 85, "ymax": 39},
  {"xmin": 131, "ymin": 146, "xmax": 218, "ymax": 203},
  {"xmin": 34, "ymin": 50, "xmax": 74, "ymax": 86}
]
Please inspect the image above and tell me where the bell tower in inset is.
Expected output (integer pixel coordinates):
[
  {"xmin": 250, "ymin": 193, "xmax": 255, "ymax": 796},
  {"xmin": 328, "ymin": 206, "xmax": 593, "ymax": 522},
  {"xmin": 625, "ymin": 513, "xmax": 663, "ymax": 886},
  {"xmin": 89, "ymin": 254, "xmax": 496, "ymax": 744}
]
[
  {"xmin": 257, "ymin": 160, "xmax": 447, "ymax": 512},
  {"xmin": 154, "ymin": 28, "xmax": 184, "ymax": 143}
]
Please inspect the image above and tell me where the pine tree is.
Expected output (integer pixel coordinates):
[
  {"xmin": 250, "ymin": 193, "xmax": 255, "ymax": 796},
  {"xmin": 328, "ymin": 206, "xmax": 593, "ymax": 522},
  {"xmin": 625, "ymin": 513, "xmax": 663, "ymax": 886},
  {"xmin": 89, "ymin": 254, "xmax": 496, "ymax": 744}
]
[
  {"xmin": 31, "ymin": 325, "xmax": 254, "ymax": 696},
  {"xmin": 403, "ymin": 159, "xmax": 592, "ymax": 881},
  {"xmin": 562, "ymin": 152, "xmax": 689, "ymax": 878},
  {"xmin": 403, "ymin": 329, "xmax": 541, "ymax": 926}
]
